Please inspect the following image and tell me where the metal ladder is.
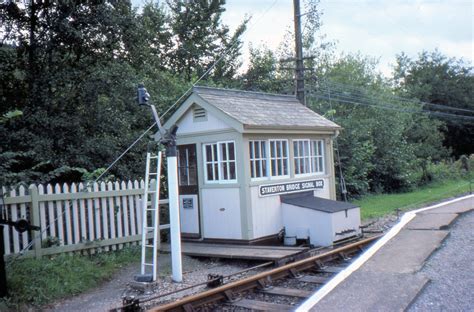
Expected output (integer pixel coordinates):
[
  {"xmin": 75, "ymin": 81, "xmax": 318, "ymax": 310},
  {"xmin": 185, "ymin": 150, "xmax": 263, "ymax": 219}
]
[{"xmin": 140, "ymin": 151, "xmax": 162, "ymax": 281}]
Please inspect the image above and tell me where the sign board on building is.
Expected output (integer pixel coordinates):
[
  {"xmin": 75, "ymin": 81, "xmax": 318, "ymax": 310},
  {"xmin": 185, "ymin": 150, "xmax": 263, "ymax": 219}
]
[
  {"xmin": 182, "ymin": 198, "xmax": 194, "ymax": 209},
  {"xmin": 259, "ymin": 179, "xmax": 324, "ymax": 197}
]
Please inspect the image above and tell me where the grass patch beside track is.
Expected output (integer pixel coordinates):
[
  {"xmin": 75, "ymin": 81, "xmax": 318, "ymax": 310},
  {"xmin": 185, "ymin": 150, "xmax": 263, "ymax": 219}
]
[
  {"xmin": 1, "ymin": 245, "xmax": 141, "ymax": 309},
  {"xmin": 354, "ymin": 178, "xmax": 473, "ymax": 220}
]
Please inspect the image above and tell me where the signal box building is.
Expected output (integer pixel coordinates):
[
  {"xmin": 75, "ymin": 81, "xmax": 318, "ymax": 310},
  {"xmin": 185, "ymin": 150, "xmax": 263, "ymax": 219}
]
[{"xmin": 161, "ymin": 86, "xmax": 361, "ymax": 246}]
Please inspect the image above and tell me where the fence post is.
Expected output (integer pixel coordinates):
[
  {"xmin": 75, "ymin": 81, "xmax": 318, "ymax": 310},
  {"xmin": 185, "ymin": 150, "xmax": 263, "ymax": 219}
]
[{"xmin": 29, "ymin": 185, "xmax": 42, "ymax": 259}]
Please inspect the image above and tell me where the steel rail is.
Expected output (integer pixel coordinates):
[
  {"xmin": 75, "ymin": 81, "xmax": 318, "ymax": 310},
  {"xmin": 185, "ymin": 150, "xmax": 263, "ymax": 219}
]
[
  {"xmin": 136, "ymin": 260, "xmax": 275, "ymax": 305},
  {"xmin": 148, "ymin": 235, "xmax": 381, "ymax": 311}
]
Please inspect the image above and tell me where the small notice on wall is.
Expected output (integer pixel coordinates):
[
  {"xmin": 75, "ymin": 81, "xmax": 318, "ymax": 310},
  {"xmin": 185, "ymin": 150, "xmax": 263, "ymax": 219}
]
[
  {"xmin": 182, "ymin": 198, "xmax": 194, "ymax": 209},
  {"xmin": 259, "ymin": 179, "xmax": 324, "ymax": 197}
]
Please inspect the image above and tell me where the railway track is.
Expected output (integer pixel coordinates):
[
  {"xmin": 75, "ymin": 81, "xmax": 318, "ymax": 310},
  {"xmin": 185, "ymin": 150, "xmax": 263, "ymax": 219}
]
[{"xmin": 119, "ymin": 235, "xmax": 380, "ymax": 312}]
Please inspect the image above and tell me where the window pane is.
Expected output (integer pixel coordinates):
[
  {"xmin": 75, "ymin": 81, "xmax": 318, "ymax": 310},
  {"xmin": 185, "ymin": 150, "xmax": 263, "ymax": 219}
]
[
  {"xmin": 230, "ymin": 162, "xmax": 236, "ymax": 179},
  {"xmin": 262, "ymin": 159, "xmax": 267, "ymax": 176},
  {"xmin": 304, "ymin": 157, "xmax": 310, "ymax": 173},
  {"xmin": 271, "ymin": 159, "xmax": 276, "ymax": 176},
  {"xmin": 214, "ymin": 163, "xmax": 218, "ymax": 179},
  {"xmin": 206, "ymin": 145, "xmax": 212, "ymax": 161},
  {"xmin": 283, "ymin": 159, "xmax": 288, "ymax": 175},
  {"xmin": 221, "ymin": 143, "xmax": 228, "ymax": 161},
  {"xmin": 213, "ymin": 144, "xmax": 218, "ymax": 160},
  {"xmin": 189, "ymin": 165, "xmax": 197, "ymax": 185},
  {"xmin": 319, "ymin": 157, "xmax": 323, "ymax": 172},
  {"xmin": 255, "ymin": 142, "xmax": 260, "ymax": 158},
  {"xmin": 206, "ymin": 164, "xmax": 213, "ymax": 180},
  {"xmin": 178, "ymin": 167, "xmax": 186, "ymax": 185},
  {"xmin": 178, "ymin": 150, "xmax": 186, "ymax": 168},
  {"xmin": 221, "ymin": 162, "xmax": 228, "ymax": 180},
  {"xmin": 250, "ymin": 160, "xmax": 255, "ymax": 178},
  {"xmin": 282, "ymin": 141, "xmax": 288, "ymax": 157},
  {"xmin": 228, "ymin": 142, "xmax": 235, "ymax": 160},
  {"xmin": 255, "ymin": 160, "xmax": 261, "ymax": 177},
  {"xmin": 249, "ymin": 142, "xmax": 254, "ymax": 159},
  {"xmin": 304, "ymin": 141, "xmax": 309, "ymax": 156}
]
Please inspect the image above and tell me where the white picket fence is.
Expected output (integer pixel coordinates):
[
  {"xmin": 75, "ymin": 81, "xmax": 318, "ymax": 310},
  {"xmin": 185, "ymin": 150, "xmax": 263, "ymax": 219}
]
[{"xmin": 1, "ymin": 180, "xmax": 169, "ymax": 259}]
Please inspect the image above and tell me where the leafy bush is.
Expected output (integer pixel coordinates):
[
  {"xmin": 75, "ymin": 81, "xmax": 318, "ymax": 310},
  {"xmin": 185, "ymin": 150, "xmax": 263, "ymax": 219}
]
[{"xmin": 427, "ymin": 155, "xmax": 473, "ymax": 182}]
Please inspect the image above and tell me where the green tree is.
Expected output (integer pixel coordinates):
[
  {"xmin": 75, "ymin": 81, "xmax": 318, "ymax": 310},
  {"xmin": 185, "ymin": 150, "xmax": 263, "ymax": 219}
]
[
  {"xmin": 0, "ymin": 1, "xmax": 158, "ymax": 185},
  {"xmin": 393, "ymin": 50, "xmax": 474, "ymax": 157},
  {"xmin": 240, "ymin": 45, "xmax": 291, "ymax": 93},
  {"xmin": 166, "ymin": 0, "xmax": 247, "ymax": 82},
  {"xmin": 0, "ymin": 0, "xmax": 247, "ymax": 186},
  {"xmin": 310, "ymin": 54, "xmax": 447, "ymax": 195}
]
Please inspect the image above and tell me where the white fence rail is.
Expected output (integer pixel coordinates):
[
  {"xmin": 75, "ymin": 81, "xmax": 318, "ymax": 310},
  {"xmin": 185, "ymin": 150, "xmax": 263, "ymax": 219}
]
[{"xmin": 1, "ymin": 180, "xmax": 169, "ymax": 259}]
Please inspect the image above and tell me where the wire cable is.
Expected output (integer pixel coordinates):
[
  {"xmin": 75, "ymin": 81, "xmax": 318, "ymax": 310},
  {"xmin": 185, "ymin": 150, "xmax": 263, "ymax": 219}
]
[
  {"xmin": 319, "ymin": 80, "xmax": 474, "ymax": 114},
  {"xmin": 311, "ymin": 85, "xmax": 474, "ymax": 122},
  {"xmin": 317, "ymin": 88, "xmax": 468, "ymax": 117},
  {"xmin": 312, "ymin": 93, "xmax": 474, "ymax": 123}
]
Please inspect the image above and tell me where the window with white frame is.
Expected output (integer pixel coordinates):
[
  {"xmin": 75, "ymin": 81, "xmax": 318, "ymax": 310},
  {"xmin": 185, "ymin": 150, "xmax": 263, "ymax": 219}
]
[
  {"xmin": 269, "ymin": 140, "xmax": 289, "ymax": 177},
  {"xmin": 249, "ymin": 140, "xmax": 268, "ymax": 179},
  {"xmin": 311, "ymin": 140, "xmax": 324, "ymax": 173},
  {"xmin": 204, "ymin": 141, "xmax": 236, "ymax": 182},
  {"xmin": 293, "ymin": 139, "xmax": 324, "ymax": 175}
]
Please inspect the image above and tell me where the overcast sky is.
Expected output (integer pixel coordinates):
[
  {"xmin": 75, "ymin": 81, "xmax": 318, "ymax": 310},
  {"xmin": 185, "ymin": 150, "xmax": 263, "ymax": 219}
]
[{"xmin": 133, "ymin": 0, "xmax": 473, "ymax": 76}]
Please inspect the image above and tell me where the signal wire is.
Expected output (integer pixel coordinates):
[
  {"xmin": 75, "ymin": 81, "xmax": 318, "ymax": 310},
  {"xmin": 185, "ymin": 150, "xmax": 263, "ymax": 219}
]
[
  {"xmin": 312, "ymin": 93, "xmax": 474, "ymax": 123},
  {"xmin": 319, "ymin": 80, "xmax": 474, "ymax": 115},
  {"xmin": 311, "ymin": 85, "xmax": 474, "ymax": 122}
]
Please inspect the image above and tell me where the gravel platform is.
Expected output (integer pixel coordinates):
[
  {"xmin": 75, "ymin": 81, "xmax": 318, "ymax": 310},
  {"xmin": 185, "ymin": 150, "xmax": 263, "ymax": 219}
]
[{"xmin": 408, "ymin": 210, "xmax": 474, "ymax": 311}]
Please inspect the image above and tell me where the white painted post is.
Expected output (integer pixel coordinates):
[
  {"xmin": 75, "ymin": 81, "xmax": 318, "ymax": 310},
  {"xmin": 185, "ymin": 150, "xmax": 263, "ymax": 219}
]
[
  {"xmin": 10, "ymin": 188, "xmax": 19, "ymax": 253},
  {"xmin": 167, "ymin": 154, "xmax": 182, "ymax": 282},
  {"xmin": 3, "ymin": 187, "xmax": 11, "ymax": 255},
  {"xmin": 54, "ymin": 184, "xmax": 65, "ymax": 246},
  {"xmin": 70, "ymin": 183, "xmax": 81, "ymax": 244},
  {"xmin": 29, "ymin": 185, "xmax": 42, "ymax": 258},
  {"xmin": 38, "ymin": 184, "xmax": 47, "ymax": 242},
  {"xmin": 18, "ymin": 185, "xmax": 28, "ymax": 249},
  {"xmin": 63, "ymin": 183, "xmax": 72, "ymax": 245},
  {"xmin": 107, "ymin": 181, "xmax": 116, "ymax": 250}
]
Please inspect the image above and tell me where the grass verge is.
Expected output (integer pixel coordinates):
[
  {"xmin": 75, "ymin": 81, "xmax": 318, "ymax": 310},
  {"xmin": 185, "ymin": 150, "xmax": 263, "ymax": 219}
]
[
  {"xmin": 1, "ymin": 245, "xmax": 141, "ymax": 309},
  {"xmin": 353, "ymin": 178, "xmax": 473, "ymax": 220}
]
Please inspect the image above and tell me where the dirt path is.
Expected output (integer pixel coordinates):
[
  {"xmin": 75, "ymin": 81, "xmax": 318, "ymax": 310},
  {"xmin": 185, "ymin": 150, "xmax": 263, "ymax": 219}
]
[
  {"xmin": 44, "ymin": 261, "xmax": 143, "ymax": 312},
  {"xmin": 44, "ymin": 254, "xmax": 250, "ymax": 312},
  {"xmin": 45, "ymin": 253, "xmax": 183, "ymax": 312}
]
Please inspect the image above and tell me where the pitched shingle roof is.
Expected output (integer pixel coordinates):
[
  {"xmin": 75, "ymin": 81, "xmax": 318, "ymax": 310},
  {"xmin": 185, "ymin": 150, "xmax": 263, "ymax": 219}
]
[{"xmin": 193, "ymin": 86, "xmax": 340, "ymax": 130}]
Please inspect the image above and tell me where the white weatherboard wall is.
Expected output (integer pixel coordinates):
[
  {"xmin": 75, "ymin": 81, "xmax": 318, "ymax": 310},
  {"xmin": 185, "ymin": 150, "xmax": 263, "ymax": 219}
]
[
  {"xmin": 179, "ymin": 195, "xmax": 199, "ymax": 235},
  {"xmin": 201, "ymin": 188, "xmax": 242, "ymax": 239},
  {"xmin": 313, "ymin": 178, "xmax": 331, "ymax": 199},
  {"xmin": 176, "ymin": 105, "xmax": 231, "ymax": 135},
  {"xmin": 282, "ymin": 203, "xmax": 332, "ymax": 246},
  {"xmin": 250, "ymin": 186, "xmax": 283, "ymax": 238},
  {"xmin": 331, "ymin": 208, "xmax": 361, "ymax": 242},
  {"xmin": 281, "ymin": 203, "xmax": 361, "ymax": 246},
  {"xmin": 249, "ymin": 177, "xmax": 332, "ymax": 240}
]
